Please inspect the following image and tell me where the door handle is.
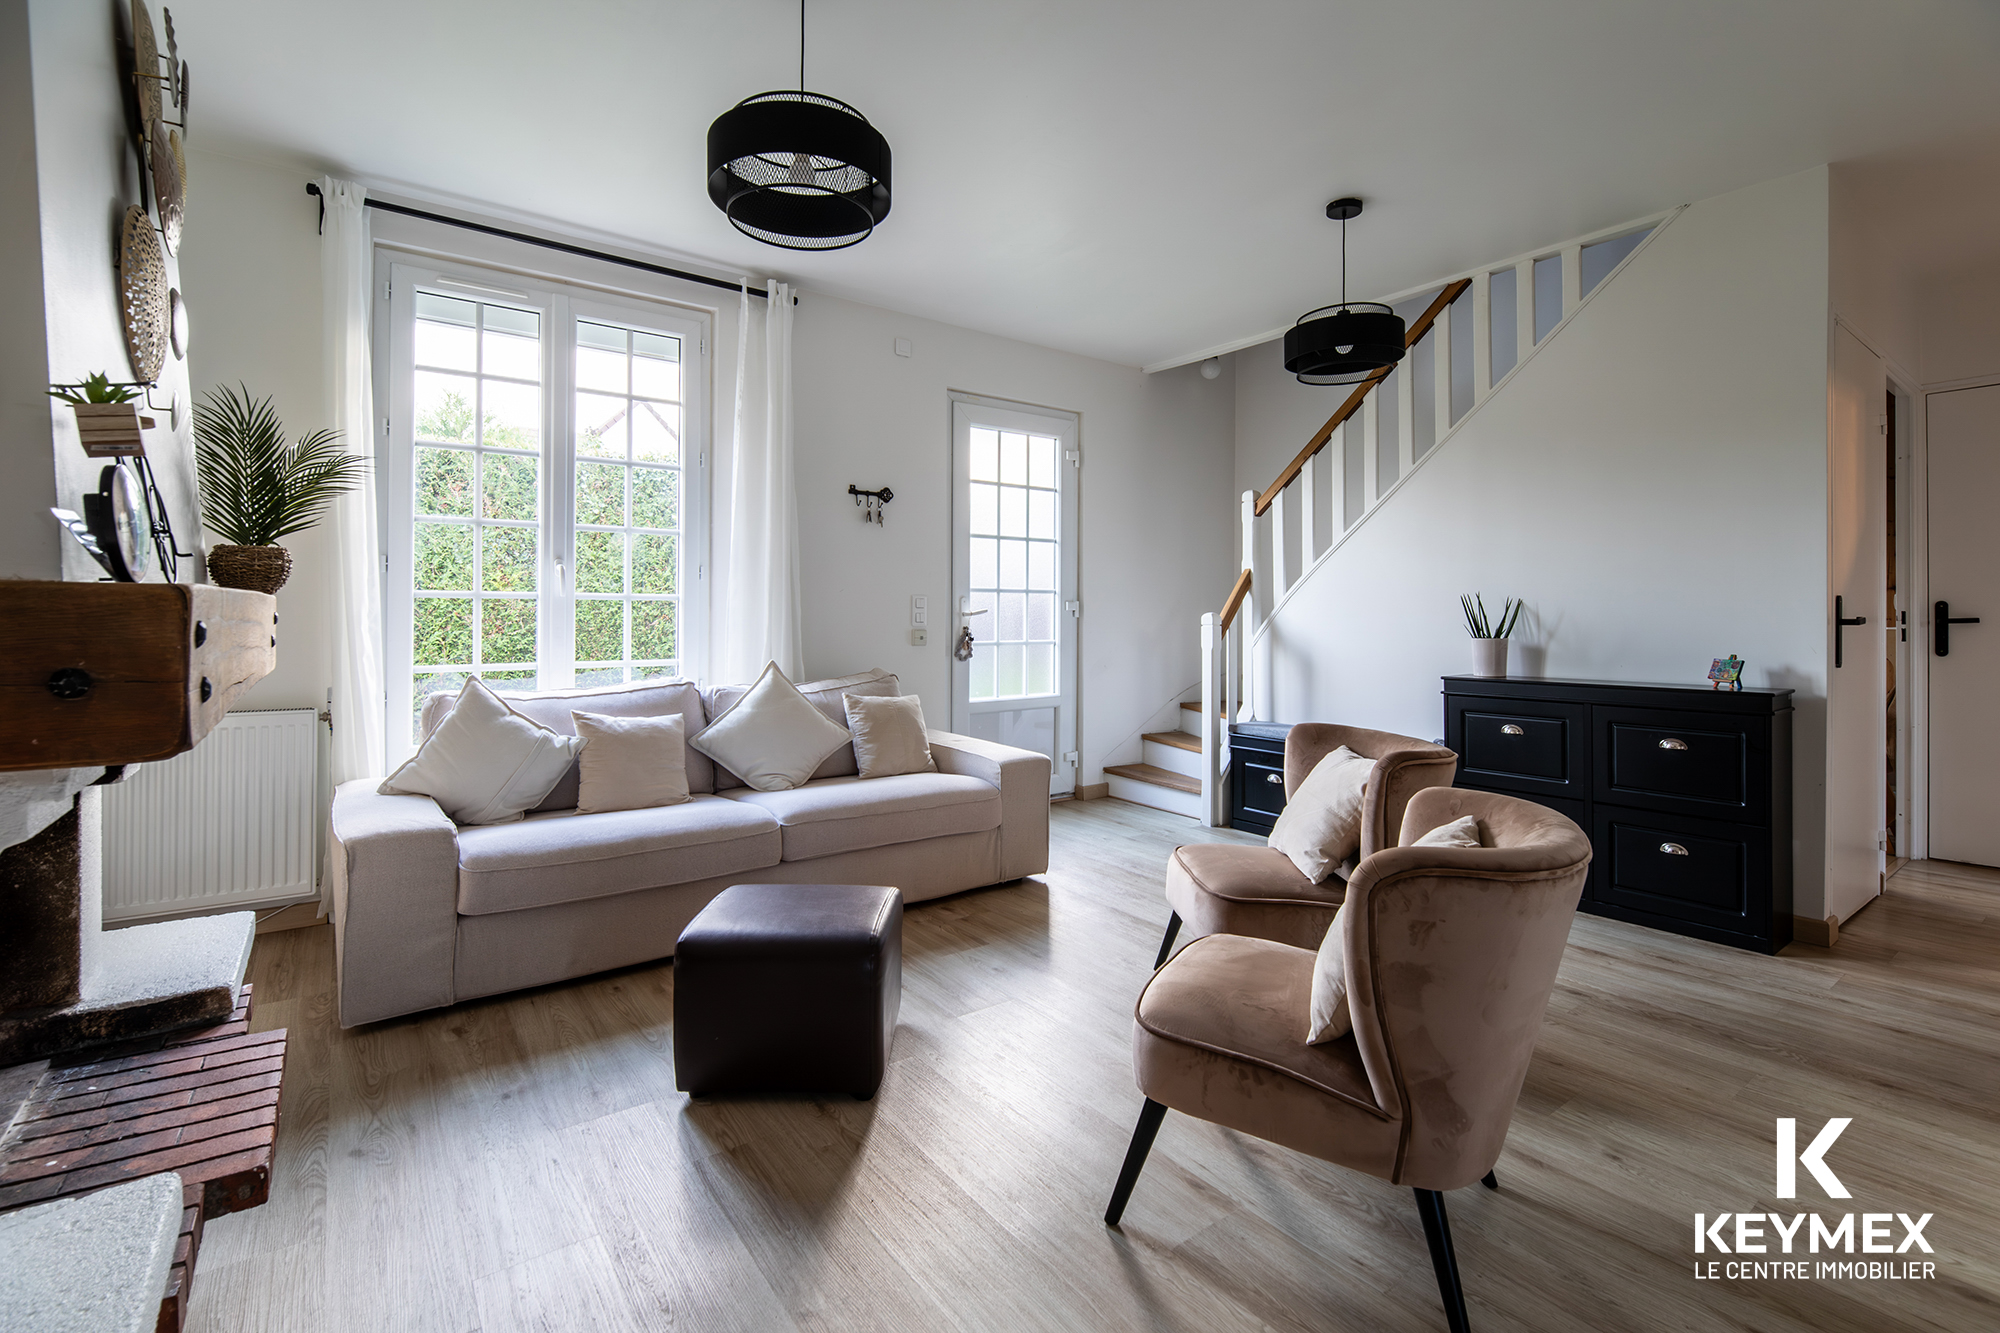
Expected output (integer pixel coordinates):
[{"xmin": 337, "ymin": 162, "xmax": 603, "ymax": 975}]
[
  {"xmin": 1833, "ymin": 595, "xmax": 1866, "ymax": 669},
  {"xmin": 1935, "ymin": 600, "xmax": 1981, "ymax": 657}
]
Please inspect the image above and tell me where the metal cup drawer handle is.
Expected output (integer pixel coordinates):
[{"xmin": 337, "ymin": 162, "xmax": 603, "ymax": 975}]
[
  {"xmin": 1658, "ymin": 738, "xmax": 1688, "ymax": 750},
  {"xmin": 1265, "ymin": 773, "xmax": 1284, "ymax": 785},
  {"xmin": 1660, "ymin": 842, "xmax": 1690, "ymax": 856},
  {"xmin": 1501, "ymin": 724, "xmax": 1524, "ymax": 735}
]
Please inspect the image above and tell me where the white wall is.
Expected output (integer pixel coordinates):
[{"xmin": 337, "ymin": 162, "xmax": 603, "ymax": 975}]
[
  {"xmin": 790, "ymin": 294, "xmax": 1235, "ymax": 786},
  {"xmin": 179, "ymin": 147, "xmax": 332, "ymax": 710},
  {"xmin": 1235, "ymin": 168, "xmax": 1834, "ymax": 912},
  {"xmin": 1830, "ymin": 162, "xmax": 1923, "ymax": 378},
  {"xmin": 1918, "ymin": 265, "xmax": 2000, "ymax": 385},
  {"xmin": 27, "ymin": 0, "xmax": 202, "ymax": 584},
  {"xmin": 0, "ymin": 0, "xmax": 57, "ymax": 580},
  {"xmin": 175, "ymin": 158, "xmax": 1237, "ymax": 788}
]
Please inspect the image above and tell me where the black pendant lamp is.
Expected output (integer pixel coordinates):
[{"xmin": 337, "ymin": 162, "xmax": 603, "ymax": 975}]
[
  {"xmin": 1283, "ymin": 198, "xmax": 1406, "ymax": 386},
  {"xmin": 707, "ymin": 1, "xmax": 892, "ymax": 251}
]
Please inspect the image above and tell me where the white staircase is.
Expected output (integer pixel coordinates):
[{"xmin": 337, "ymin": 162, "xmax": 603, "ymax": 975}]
[
  {"xmin": 1192, "ymin": 207, "xmax": 1681, "ymax": 826},
  {"xmin": 1104, "ymin": 701, "xmax": 1207, "ymax": 818}
]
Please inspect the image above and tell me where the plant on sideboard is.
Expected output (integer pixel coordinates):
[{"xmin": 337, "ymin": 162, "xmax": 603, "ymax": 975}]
[
  {"xmin": 194, "ymin": 385, "xmax": 367, "ymax": 595},
  {"xmin": 1461, "ymin": 593, "xmax": 1525, "ymax": 678}
]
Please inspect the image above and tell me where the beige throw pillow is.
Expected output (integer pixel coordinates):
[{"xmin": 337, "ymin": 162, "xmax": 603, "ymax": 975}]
[
  {"xmin": 1267, "ymin": 745, "xmax": 1372, "ymax": 883},
  {"xmin": 844, "ymin": 693, "xmax": 937, "ymax": 779},
  {"xmin": 571, "ymin": 710, "xmax": 690, "ymax": 814},
  {"xmin": 689, "ymin": 662, "xmax": 852, "ymax": 792},
  {"xmin": 1306, "ymin": 907, "xmax": 1352, "ymax": 1044},
  {"xmin": 378, "ymin": 677, "xmax": 586, "ymax": 825},
  {"xmin": 1413, "ymin": 814, "xmax": 1483, "ymax": 849}
]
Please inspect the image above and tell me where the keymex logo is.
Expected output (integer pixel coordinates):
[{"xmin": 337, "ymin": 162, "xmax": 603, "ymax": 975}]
[{"xmin": 1691, "ymin": 1117, "xmax": 1937, "ymax": 1283}]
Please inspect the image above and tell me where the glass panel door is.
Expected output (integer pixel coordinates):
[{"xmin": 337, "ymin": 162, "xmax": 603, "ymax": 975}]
[{"xmin": 951, "ymin": 395, "xmax": 1079, "ymax": 795}]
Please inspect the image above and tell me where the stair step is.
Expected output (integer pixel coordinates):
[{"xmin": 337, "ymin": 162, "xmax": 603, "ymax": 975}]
[
  {"xmin": 1103, "ymin": 762, "xmax": 1200, "ymax": 795},
  {"xmin": 1143, "ymin": 730, "xmax": 1200, "ymax": 753}
]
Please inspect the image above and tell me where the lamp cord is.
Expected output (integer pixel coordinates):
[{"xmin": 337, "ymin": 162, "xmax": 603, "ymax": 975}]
[
  {"xmin": 1340, "ymin": 215, "xmax": 1348, "ymax": 308},
  {"xmin": 800, "ymin": 0, "xmax": 805, "ymax": 92}
]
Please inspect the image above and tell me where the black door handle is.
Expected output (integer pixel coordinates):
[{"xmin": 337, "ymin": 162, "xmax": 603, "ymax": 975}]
[
  {"xmin": 1935, "ymin": 600, "xmax": 1981, "ymax": 657},
  {"xmin": 1834, "ymin": 595, "xmax": 1867, "ymax": 669}
]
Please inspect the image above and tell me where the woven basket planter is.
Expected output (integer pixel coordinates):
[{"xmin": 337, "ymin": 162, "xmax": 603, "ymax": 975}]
[{"xmin": 208, "ymin": 544, "xmax": 292, "ymax": 595}]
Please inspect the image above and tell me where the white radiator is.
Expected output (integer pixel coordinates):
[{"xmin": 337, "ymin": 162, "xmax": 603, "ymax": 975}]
[{"xmin": 103, "ymin": 709, "xmax": 320, "ymax": 924}]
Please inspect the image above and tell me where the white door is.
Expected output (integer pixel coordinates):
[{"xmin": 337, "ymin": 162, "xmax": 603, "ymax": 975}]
[
  {"xmin": 1926, "ymin": 384, "xmax": 2000, "ymax": 866},
  {"xmin": 949, "ymin": 395, "xmax": 1079, "ymax": 796},
  {"xmin": 1824, "ymin": 326, "xmax": 1887, "ymax": 918}
]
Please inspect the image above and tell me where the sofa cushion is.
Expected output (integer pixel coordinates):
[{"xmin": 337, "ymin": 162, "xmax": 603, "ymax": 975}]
[
  {"xmin": 690, "ymin": 663, "xmax": 854, "ymax": 792},
  {"xmin": 719, "ymin": 773, "xmax": 1001, "ymax": 861},
  {"xmin": 704, "ymin": 669, "xmax": 904, "ymax": 789},
  {"xmin": 455, "ymin": 794, "xmax": 780, "ymax": 916},
  {"xmin": 382, "ymin": 678, "xmax": 585, "ymax": 826},
  {"xmin": 422, "ymin": 677, "xmax": 712, "ymax": 809}
]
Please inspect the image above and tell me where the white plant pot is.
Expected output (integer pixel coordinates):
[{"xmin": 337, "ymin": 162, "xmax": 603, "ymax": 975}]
[{"xmin": 1470, "ymin": 638, "xmax": 1509, "ymax": 678}]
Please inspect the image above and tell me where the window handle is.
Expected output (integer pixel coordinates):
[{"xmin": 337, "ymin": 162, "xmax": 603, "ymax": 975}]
[{"xmin": 555, "ymin": 557, "xmax": 567, "ymax": 591}]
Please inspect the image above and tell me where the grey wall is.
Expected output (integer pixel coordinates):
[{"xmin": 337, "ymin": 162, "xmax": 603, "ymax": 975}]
[{"xmin": 1234, "ymin": 168, "xmax": 1835, "ymax": 911}]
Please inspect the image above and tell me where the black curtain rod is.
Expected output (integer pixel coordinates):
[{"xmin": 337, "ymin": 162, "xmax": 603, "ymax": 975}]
[{"xmin": 305, "ymin": 183, "xmax": 770, "ymax": 299}]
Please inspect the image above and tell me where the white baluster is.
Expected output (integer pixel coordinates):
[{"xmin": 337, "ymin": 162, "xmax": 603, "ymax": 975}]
[
  {"xmin": 1362, "ymin": 391, "xmax": 1381, "ymax": 509},
  {"xmin": 1329, "ymin": 426, "xmax": 1347, "ymax": 533},
  {"xmin": 1271, "ymin": 486, "xmax": 1289, "ymax": 599},
  {"xmin": 1515, "ymin": 258, "xmax": 1535, "ymax": 353},
  {"xmin": 1397, "ymin": 346, "xmax": 1416, "ymax": 477},
  {"xmin": 1472, "ymin": 270, "xmax": 1492, "ymax": 402},
  {"xmin": 1561, "ymin": 243, "xmax": 1583, "ymax": 319},
  {"xmin": 1300, "ymin": 453, "xmax": 1318, "ymax": 569},
  {"xmin": 1240, "ymin": 490, "xmax": 1258, "ymax": 720},
  {"xmin": 1200, "ymin": 611, "xmax": 1221, "ymax": 827},
  {"xmin": 1433, "ymin": 298, "xmax": 1454, "ymax": 439}
]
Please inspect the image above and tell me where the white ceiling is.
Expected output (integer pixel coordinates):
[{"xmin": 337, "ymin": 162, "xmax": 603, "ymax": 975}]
[{"xmin": 179, "ymin": 0, "xmax": 2000, "ymax": 368}]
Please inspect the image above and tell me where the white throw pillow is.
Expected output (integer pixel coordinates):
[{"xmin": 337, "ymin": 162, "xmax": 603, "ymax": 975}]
[
  {"xmin": 844, "ymin": 693, "xmax": 937, "ymax": 779},
  {"xmin": 378, "ymin": 677, "xmax": 586, "ymax": 825},
  {"xmin": 571, "ymin": 710, "xmax": 690, "ymax": 814},
  {"xmin": 689, "ymin": 662, "xmax": 852, "ymax": 792},
  {"xmin": 1267, "ymin": 745, "xmax": 1373, "ymax": 883},
  {"xmin": 1306, "ymin": 907, "xmax": 1352, "ymax": 1044},
  {"xmin": 1412, "ymin": 814, "xmax": 1483, "ymax": 849}
]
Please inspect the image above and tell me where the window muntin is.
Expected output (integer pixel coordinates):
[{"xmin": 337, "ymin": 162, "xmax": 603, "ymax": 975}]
[{"xmin": 966, "ymin": 426, "xmax": 1061, "ymax": 701}]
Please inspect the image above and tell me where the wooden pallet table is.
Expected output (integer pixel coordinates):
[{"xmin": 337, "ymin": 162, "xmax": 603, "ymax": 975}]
[{"xmin": 0, "ymin": 986, "xmax": 286, "ymax": 1332}]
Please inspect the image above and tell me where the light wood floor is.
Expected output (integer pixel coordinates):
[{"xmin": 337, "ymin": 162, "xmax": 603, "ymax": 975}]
[{"xmin": 190, "ymin": 801, "xmax": 2000, "ymax": 1333}]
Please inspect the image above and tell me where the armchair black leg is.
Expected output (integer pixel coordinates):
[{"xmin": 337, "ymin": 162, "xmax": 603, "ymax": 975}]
[
  {"xmin": 1414, "ymin": 1188, "xmax": 1473, "ymax": 1333},
  {"xmin": 1104, "ymin": 1099, "xmax": 1169, "ymax": 1226},
  {"xmin": 1154, "ymin": 913, "xmax": 1182, "ymax": 968},
  {"xmin": 1481, "ymin": 1170, "xmax": 1498, "ymax": 1191}
]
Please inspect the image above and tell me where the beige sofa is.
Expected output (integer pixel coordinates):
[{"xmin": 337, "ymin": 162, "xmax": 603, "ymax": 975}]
[{"xmin": 327, "ymin": 670, "xmax": 1050, "ymax": 1027}]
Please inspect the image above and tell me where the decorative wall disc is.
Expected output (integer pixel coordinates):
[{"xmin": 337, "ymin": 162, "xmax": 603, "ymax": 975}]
[
  {"xmin": 131, "ymin": 1, "xmax": 161, "ymax": 126},
  {"xmin": 119, "ymin": 205, "xmax": 170, "ymax": 383},
  {"xmin": 169, "ymin": 288, "xmax": 189, "ymax": 359},
  {"xmin": 149, "ymin": 118, "xmax": 185, "ymax": 254}
]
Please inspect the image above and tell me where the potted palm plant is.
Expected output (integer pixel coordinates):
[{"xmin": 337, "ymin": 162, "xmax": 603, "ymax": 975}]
[
  {"xmin": 194, "ymin": 385, "xmax": 367, "ymax": 594},
  {"xmin": 1461, "ymin": 593, "xmax": 1525, "ymax": 677}
]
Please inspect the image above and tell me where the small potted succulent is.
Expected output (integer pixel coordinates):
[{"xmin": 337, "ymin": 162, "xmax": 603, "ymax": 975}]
[
  {"xmin": 194, "ymin": 385, "xmax": 367, "ymax": 594},
  {"xmin": 1461, "ymin": 593, "xmax": 1525, "ymax": 678},
  {"xmin": 49, "ymin": 373, "xmax": 154, "ymax": 457}
]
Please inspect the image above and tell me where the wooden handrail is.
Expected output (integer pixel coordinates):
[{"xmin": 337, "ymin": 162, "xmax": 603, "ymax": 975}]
[
  {"xmin": 1218, "ymin": 567, "xmax": 1252, "ymax": 633},
  {"xmin": 1254, "ymin": 278, "xmax": 1472, "ymax": 516}
]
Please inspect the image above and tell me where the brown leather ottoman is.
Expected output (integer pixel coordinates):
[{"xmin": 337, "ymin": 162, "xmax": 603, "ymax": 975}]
[{"xmin": 673, "ymin": 883, "xmax": 903, "ymax": 1099}]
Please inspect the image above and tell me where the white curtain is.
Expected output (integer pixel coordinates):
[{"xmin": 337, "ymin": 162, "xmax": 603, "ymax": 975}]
[
  {"xmin": 717, "ymin": 279, "xmax": 803, "ymax": 683},
  {"xmin": 319, "ymin": 178, "xmax": 386, "ymax": 786}
]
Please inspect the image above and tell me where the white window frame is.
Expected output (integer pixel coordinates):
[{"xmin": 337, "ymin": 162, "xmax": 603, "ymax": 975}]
[{"xmin": 377, "ymin": 256, "xmax": 709, "ymax": 758}]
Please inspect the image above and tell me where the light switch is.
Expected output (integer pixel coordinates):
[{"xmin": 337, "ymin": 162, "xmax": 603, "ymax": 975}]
[
  {"xmin": 911, "ymin": 594, "xmax": 926, "ymax": 626},
  {"xmin": 910, "ymin": 627, "xmax": 927, "ymax": 646}
]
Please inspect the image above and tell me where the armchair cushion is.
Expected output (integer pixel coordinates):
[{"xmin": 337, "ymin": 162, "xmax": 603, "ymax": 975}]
[
  {"xmin": 1134, "ymin": 934, "xmax": 1397, "ymax": 1176},
  {"xmin": 1306, "ymin": 906, "xmax": 1352, "ymax": 1044},
  {"xmin": 1163, "ymin": 843, "xmax": 1346, "ymax": 953}
]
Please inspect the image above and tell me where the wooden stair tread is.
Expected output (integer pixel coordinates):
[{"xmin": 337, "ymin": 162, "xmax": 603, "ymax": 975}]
[
  {"xmin": 1104, "ymin": 763, "xmax": 1200, "ymax": 795},
  {"xmin": 1142, "ymin": 731, "xmax": 1200, "ymax": 753}
]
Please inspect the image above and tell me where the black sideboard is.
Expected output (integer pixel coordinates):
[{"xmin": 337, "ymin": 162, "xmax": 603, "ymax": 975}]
[
  {"xmin": 1442, "ymin": 675, "xmax": 1794, "ymax": 954},
  {"xmin": 1229, "ymin": 722, "xmax": 1294, "ymax": 836}
]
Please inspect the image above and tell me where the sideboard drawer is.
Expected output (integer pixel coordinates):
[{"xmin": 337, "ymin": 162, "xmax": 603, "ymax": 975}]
[
  {"xmin": 1450, "ymin": 699, "xmax": 1587, "ymax": 800},
  {"xmin": 1593, "ymin": 805, "xmax": 1769, "ymax": 938},
  {"xmin": 1595, "ymin": 706, "xmax": 1763, "ymax": 821}
]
